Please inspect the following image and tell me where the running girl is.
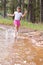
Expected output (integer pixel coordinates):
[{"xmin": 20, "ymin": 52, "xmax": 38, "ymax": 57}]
[{"xmin": 7, "ymin": 6, "xmax": 27, "ymax": 38}]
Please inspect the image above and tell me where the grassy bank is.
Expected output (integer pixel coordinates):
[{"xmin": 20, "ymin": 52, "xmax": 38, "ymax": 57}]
[
  {"xmin": 21, "ymin": 20, "xmax": 43, "ymax": 30},
  {"xmin": 0, "ymin": 17, "xmax": 43, "ymax": 30}
]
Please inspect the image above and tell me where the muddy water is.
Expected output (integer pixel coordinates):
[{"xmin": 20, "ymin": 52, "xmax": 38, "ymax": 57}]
[{"xmin": 0, "ymin": 25, "xmax": 43, "ymax": 65}]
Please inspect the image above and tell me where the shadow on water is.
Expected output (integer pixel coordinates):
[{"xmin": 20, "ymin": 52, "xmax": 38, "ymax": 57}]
[{"xmin": 0, "ymin": 25, "xmax": 43, "ymax": 65}]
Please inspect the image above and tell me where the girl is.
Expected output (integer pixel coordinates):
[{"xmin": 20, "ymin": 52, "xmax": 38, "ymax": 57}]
[{"xmin": 7, "ymin": 6, "xmax": 27, "ymax": 38}]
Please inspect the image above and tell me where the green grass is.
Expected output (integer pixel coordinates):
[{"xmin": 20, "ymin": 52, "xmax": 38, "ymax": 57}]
[
  {"xmin": 0, "ymin": 16, "xmax": 43, "ymax": 30},
  {"xmin": 0, "ymin": 17, "xmax": 13, "ymax": 25},
  {"xmin": 21, "ymin": 20, "xmax": 43, "ymax": 30}
]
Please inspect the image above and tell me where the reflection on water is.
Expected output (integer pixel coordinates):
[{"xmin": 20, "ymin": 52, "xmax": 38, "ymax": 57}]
[
  {"xmin": 0, "ymin": 28, "xmax": 15, "ymax": 44},
  {"xmin": 0, "ymin": 25, "xmax": 43, "ymax": 65}
]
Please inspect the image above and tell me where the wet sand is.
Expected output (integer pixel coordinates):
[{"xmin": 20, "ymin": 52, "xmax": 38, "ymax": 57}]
[{"xmin": 0, "ymin": 25, "xmax": 43, "ymax": 65}]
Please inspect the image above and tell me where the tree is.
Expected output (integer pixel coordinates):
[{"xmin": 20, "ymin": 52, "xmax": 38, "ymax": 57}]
[
  {"xmin": 27, "ymin": 0, "xmax": 29, "ymax": 21},
  {"xmin": 29, "ymin": 0, "xmax": 36, "ymax": 23},
  {"xmin": 22, "ymin": 0, "xmax": 24, "ymax": 13},
  {"xmin": 18, "ymin": 0, "xmax": 21, "ymax": 7},
  {"xmin": 3, "ymin": 0, "xmax": 7, "ymax": 17}
]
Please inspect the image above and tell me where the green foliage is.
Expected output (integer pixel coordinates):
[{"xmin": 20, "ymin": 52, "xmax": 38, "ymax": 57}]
[
  {"xmin": 0, "ymin": 0, "xmax": 41, "ymax": 22},
  {"xmin": 29, "ymin": 0, "xmax": 40, "ymax": 22}
]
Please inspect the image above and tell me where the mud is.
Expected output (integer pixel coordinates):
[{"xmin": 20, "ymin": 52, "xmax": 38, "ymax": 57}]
[{"xmin": 0, "ymin": 25, "xmax": 43, "ymax": 65}]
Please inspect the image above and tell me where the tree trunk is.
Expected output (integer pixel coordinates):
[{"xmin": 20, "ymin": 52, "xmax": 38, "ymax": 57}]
[
  {"xmin": 22, "ymin": 0, "xmax": 24, "ymax": 13},
  {"xmin": 41, "ymin": 0, "xmax": 43, "ymax": 22},
  {"xmin": 29, "ymin": 0, "xmax": 33, "ymax": 22},
  {"xmin": 3, "ymin": 0, "xmax": 6, "ymax": 18},
  {"xmin": 27, "ymin": 0, "xmax": 29, "ymax": 21},
  {"xmin": 29, "ymin": 0, "xmax": 36, "ymax": 23},
  {"xmin": 12, "ymin": 0, "xmax": 15, "ymax": 19},
  {"xmin": 18, "ymin": 0, "xmax": 21, "ymax": 7}
]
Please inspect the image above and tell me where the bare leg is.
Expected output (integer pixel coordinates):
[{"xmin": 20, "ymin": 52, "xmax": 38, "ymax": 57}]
[
  {"xmin": 14, "ymin": 25, "xmax": 19, "ymax": 38},
  {"xmin": 17, "ymin": 26, "xmax": 19, "ymax": 32}
]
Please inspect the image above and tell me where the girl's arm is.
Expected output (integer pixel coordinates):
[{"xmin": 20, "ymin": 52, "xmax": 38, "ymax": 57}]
[
  {"xmin": 7, "ymin": 12, "xmax": 15, "ymax": 17},
  {"xmin": 22, "ymin": 10, "xmax": 27, "ymax": 18},
  {"xmin": 7, "ymin": 14, "xmax": 14, "ymax": 17}
]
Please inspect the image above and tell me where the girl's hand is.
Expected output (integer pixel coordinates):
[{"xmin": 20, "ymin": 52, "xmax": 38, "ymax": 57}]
[
  {"xmin": 22, "ymin": 10, "xmax": 27, "ymax": 17},
  {"xmin": 25, "ymin": 10, "xmax": 27, "ymax": 14}
]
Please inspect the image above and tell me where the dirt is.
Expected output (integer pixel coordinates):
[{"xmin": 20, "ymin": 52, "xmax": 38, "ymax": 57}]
[{"xmin": 0, "ymin": 25, "xmax": 43, "ymax": 65}]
